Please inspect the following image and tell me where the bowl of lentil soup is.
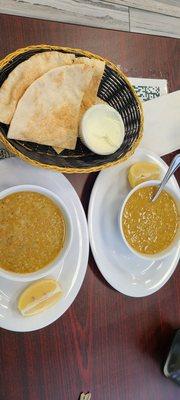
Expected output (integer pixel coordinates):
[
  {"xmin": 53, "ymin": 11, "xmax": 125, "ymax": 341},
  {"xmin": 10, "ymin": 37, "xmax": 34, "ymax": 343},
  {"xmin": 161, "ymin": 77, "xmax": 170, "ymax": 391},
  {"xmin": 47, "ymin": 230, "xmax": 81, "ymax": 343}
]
[
  {"xmin": 119, "ymin": 180, "xmax": 180, "ymax": 260},
  {"xmin": 0, "ymin": 185, "xmax": 72, "ymax": 281}
]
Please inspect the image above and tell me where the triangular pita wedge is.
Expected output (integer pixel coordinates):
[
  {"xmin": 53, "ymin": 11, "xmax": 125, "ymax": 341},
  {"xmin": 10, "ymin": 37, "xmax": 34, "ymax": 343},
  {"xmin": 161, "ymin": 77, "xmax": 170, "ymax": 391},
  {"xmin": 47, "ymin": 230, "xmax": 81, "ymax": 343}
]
[
  {"xmin": 8, "ymin": 64, "xmax": 94, "ymax": 149},
  {"xmin": 53, "ymin": 57, "xmax": 105, "ymax": 153},
  {"xmin": 53, "ymin": 97, "xmax": 107, "ymax": 154},
  {"xmin": 53, "ymin": 147, "xmax": 63, "ymax": 154},
  {"xmin": 74, "ymin": 57, "xmax": 105, "ymax": 118},
  {"xmin": 0, "ymin": 51, "xmax": 75, "ymax": 124}
]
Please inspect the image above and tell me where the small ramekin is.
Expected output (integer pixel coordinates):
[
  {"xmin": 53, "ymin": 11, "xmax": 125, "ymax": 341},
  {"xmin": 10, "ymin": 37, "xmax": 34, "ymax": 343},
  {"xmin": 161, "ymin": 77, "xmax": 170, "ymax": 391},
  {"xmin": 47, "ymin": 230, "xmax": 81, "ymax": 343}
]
[
  {"xmin": 79, "ymin": 104, "xmax": 125, "ymax": 155},
  {"xmin": 0, "ymin": 185, "xmax": 72, "ymax": 282},
  {"xmin": 119, "ymin": 180, "xmax": 180, "ymax": 260}
]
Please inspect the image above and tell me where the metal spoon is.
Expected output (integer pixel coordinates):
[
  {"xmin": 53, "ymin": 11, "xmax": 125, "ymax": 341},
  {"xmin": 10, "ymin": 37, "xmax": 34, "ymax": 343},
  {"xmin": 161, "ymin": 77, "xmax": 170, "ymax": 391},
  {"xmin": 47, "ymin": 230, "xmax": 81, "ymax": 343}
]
[{"xmin": 152, "ymin": 154, "xmax": 180, "ymax": 202}]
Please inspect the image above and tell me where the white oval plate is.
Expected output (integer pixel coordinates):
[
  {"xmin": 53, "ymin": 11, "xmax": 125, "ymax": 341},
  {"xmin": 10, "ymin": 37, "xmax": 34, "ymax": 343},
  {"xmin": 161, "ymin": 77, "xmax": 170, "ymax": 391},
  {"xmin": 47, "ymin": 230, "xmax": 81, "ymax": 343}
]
[
  {"xmin": 0, "ymin": 158, "xmax": 89, "ymax": 332},
  {"xmin": 88, "ymin": 148, "xmax": 180, "ymax": 297}
]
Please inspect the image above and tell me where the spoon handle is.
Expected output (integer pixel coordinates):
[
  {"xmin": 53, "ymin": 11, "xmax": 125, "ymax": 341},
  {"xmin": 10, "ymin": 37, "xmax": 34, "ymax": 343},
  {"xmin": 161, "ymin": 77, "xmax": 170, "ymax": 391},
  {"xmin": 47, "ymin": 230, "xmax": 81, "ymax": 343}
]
[{"xmin": 152, "ymin": 154, "xmax": 180, "ymax": 202}]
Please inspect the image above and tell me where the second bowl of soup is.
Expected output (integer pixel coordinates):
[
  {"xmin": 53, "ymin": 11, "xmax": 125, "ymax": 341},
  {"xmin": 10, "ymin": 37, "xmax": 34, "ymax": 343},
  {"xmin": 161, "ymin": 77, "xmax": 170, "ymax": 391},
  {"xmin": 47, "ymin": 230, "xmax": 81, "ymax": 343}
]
[{"xmin": 119, "ymin": 180, "xmax": 179, "ymax": 260}]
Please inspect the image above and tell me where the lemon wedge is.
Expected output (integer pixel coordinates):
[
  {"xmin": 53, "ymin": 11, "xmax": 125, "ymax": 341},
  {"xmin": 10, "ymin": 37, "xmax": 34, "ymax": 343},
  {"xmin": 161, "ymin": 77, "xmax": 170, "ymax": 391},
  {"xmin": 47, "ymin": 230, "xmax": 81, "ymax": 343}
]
[
  {"xmin": 128, "ymin": 162, "xmax": 160, "ymax": 188},
  {"xmin": 18, "ymin": 279, "xmax": 62, "ymax": 316}
]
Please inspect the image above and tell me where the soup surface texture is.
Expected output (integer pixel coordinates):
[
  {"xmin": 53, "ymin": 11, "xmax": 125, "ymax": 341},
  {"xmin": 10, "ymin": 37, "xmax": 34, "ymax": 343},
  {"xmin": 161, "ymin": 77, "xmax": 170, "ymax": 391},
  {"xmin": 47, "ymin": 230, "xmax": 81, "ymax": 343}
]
[
  {"xmin": 0, "ymin": 191, "xmax": 66, "ymax": 273},
  {"xmin": 122, "ymin": 186, "xmax": 178, "ymax": 255}
]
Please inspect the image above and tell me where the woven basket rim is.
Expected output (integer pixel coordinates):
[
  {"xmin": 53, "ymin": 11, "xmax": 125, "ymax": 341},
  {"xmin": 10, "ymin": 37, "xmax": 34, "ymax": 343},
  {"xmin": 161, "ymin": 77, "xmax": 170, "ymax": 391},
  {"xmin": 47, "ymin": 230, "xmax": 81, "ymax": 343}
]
[{"xmin": 0, "ymin": 44, "xmax": 144, "ymax": 174}]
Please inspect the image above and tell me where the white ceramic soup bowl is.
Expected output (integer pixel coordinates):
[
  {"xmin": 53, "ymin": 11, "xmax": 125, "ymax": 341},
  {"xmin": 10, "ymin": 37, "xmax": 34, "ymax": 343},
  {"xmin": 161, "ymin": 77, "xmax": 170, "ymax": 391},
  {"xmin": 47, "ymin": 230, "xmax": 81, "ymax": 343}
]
[
  {"xmin": 119, "ymin": 180, "xmax": 180, "ymax": 260},
  {"xmin": 0, "ymin": 184, "xmax": 72, "ymax": 282}
]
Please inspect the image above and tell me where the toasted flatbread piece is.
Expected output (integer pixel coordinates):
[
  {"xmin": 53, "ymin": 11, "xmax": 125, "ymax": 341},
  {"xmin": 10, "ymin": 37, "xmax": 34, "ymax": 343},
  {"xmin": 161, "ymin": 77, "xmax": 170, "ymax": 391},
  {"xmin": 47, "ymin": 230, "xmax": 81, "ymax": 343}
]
[
  {"xmin": 53, "ymin": 57, "xmax": 105, "ymax": 153},
  {"xmin": 53, "ymin": 97, "xmax": 107, "ymax": 154},
  {"xmin": 74, "ymin": 57, "xmax": 105, "ymax": 118},
  {"xmin": 8, "ymin": 64, "xmax": 93, "ymax": 149},
  {"xmin": 0, "ymin": 51, "xmax": 75, "ymax": 124}
]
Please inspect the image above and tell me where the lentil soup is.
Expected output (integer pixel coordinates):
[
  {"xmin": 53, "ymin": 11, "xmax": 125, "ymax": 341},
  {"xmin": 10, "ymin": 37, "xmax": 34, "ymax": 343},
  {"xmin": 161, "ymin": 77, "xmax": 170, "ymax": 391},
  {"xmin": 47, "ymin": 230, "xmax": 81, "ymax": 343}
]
[
  {"xmin": 122, "ymin": 186, "xmax": 178, "ymax": 255},
  {"xmin": 0, "ymin": 191, "xmax": 66, "ymax": 273}
]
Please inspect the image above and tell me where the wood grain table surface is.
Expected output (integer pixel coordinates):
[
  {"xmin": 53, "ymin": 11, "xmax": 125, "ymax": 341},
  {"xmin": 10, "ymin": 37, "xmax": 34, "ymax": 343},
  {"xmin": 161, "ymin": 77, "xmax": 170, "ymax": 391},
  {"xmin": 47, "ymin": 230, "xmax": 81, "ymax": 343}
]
[{"xmin": 0, "ymin": 13, "xmax": 179, "ymax": 400}]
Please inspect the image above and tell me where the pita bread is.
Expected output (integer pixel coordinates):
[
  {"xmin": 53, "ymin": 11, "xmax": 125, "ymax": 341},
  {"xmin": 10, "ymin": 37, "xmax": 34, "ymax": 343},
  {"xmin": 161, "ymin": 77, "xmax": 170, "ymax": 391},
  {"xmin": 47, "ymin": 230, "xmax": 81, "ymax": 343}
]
[
  {"xmin": 8, "ymin": 64, "xmax": 94, "ymax": 149},
  {"xmin": 53, "ymin": 57, "xmax": 105, "ymax": 154},
  {"xmin": 53, "ymin": 147, "xmax": 63, "ymax": 154},
  {"xmin": 74, "ymin": 57, "xmax": 105, "ymax": 118},
  {"xmin": 53, "ymin": 97, "xmax": 107, "ymax": 154},
  {"xmin": 0, "ymin": 51, "xmax": 75, "ymax": 124}
]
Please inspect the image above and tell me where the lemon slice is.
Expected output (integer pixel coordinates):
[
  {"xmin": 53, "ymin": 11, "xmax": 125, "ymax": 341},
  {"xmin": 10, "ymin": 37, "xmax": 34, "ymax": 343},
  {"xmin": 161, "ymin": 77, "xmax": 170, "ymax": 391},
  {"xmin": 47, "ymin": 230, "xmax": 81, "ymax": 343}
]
[
  {"xmin": 128, "ymin": 162, "xmax": 160, "ymax": 188},
  {"xmin": 18, "ymin": 279, "xmax": 62, "ymax": 316}
]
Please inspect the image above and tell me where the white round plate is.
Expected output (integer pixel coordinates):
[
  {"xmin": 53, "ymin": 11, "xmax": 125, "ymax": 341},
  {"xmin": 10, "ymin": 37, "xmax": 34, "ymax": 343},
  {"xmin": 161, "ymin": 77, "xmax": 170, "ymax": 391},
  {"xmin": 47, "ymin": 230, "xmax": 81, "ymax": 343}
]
[
  {"xmin": 88, "ymin": 148, "xmax": 180, "ymax": 297},
  {"xmin": 0, "ymin": 158, "xmax": 89, "ymax": 331}
]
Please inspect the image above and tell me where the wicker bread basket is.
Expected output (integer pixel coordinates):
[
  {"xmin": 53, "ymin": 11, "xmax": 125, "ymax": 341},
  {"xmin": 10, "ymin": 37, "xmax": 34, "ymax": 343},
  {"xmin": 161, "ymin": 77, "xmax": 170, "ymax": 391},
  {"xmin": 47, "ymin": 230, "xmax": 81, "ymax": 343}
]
[{"xmin": 0, "ymin": 44, "xmax": 143, "ymax": 173}]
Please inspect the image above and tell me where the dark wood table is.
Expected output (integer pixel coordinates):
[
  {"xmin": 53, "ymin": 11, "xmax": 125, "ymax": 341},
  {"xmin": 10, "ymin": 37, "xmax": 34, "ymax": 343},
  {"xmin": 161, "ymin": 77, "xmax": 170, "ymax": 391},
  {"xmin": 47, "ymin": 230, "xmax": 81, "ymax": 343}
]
[{"xmin": 0, "ymin": 14, "xmax": 179, "ymax": 400}]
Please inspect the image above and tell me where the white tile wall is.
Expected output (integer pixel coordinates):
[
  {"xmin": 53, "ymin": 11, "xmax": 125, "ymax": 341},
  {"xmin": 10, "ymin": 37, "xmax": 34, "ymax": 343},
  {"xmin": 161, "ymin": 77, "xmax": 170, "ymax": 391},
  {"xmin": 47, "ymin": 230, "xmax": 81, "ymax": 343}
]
[
  {"xmin": 130, "ymin": 8, "xmax": 180, "ymax": 38},
  {"xmin": 0, "ymin": 0, "xmax": 180, "ymax": 38}
]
